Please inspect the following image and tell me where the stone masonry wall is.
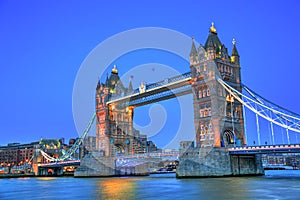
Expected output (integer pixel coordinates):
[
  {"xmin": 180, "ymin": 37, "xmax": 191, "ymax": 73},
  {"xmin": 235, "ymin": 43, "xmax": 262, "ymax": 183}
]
[
  {"xmin": 177, "ymin": 147, "xmax": 232, "ymax": 177},
  {"xmin": 177, "ymin": 147, "xmax": 264, "ymax": 177},
  {"xmin": 74, "ymin": 154, "xmax": 115, "ymax": 177}
]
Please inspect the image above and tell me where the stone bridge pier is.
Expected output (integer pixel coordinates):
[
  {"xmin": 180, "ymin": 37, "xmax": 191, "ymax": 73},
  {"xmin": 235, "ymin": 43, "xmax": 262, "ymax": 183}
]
[
  {"xmin": 176, "ymin": 147, "xmax": 264, "ymax": 177},
  {"xmin": 74, "ymin": 153, "xmax": 153, "ymax": 177}
]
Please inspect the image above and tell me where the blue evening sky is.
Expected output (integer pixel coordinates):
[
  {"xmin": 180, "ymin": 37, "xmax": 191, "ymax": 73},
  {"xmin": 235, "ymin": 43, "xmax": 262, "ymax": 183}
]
[{"xmin": 0, "ymin": 0, "xmax": 299, "ymax": 148}]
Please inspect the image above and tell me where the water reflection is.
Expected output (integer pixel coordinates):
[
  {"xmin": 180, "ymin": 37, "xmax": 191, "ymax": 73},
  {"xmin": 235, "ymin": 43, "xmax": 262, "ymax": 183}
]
[
  {"xmin": 1, "ymin": 172, "xmax": 300, "ymax": 199},
  {"xmin": 97, "ymin": 178, "xmax": 137, "ymax": 199},
  {"xmin": 35, "ymin": 177, "xmax": 56, "ymax": 181}
]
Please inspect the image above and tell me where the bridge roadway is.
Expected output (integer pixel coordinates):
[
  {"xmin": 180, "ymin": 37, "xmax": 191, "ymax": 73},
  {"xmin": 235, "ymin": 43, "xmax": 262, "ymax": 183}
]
[
  {"xmin": 115, "ymin": 152, "xmax": 179, "ymax": 168},
  {"xmin": 38, "ymin": 153, "xmax": 179, "ymax": 168},
  {"xmin": 38, "ymin": 160, "xmax": 80, "ymax": 167},
  {"xmin": 37, "ymin": 145, "xmax": 300, "ymax": 168},
  {"xmin": 229, "ymin": 144, "xmax": 300, "ymax": 154}
]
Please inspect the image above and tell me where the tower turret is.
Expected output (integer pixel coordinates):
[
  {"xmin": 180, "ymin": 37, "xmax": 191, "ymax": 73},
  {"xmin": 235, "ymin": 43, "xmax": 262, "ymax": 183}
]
[
  {"xmin": 96, "ymin": 79, "xmax": 101, "ymax": 109},
  {"xmin": 205, "ymin": 22, "xmax": 222, "ymax": 60},
  {"xmin": 127, "ymin": 79, "xmax": 133, "ymax": 93},
  {"xmin": 231, "ymin": 38, "xmax": 240, "ymax": 65},
  {"xmin": 108, "ymin": 65, "xmax": 125, "ymax": 94},
  {"xmin": 190, "ymin": 37, "xmax": 198, "ymax": 65},
  {"xmin": 96, "ymin": 79, "xmax": 101, "ymax": 90},
  {"xmin": 105, "ymin": 73, "xmax": 109, "ymax": 87}
]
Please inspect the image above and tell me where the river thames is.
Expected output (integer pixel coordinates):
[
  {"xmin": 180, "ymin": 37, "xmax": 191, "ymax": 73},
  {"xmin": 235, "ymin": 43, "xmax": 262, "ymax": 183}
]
[{"xmin": 1, "ymin": 171, "xmax": 300, "ymax": 200}]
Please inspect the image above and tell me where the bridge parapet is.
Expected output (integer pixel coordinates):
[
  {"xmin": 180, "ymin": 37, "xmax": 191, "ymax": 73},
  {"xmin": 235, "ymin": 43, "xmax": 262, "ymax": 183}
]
[
  {"xmin": 167, "ymin": 72, "xmax": 191, "ymax": 83},
  {"xmin": 38, "ymin": 160, "xmax": 80, "ymax": 167},
  {"xmin": 229, "ymin": 144, "xmax": 300, "ymax": 154},
  {"xmin": 115, "ymin": 152, "xmax": 179, "ymax": 160},
  {"xmin": 145, "ymin": 80, "xmax": 165, "ymax": 90},
  {"xmin": 114, "ymin": 152, "xmax": 179, "ymax": 168}
]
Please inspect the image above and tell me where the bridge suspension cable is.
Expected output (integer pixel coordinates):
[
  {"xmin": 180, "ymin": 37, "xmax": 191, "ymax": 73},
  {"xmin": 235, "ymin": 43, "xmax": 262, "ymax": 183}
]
[
  {"xmin": 242, "ymin": 85, "xmax": 300, "ymax": 118},
  {"xmin": 39, "ymin": 112, "xmax": 96, "ymax": 162},
  {"xmin": 217, "ymin": 78, "xmax": 300, "ymax": 136}
]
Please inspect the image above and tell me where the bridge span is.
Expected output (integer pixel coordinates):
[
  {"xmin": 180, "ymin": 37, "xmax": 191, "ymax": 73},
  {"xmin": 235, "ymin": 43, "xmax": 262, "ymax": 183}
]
[{"xmin": 229, "ymin": 144, "xmax": 300, "ymax": 154}]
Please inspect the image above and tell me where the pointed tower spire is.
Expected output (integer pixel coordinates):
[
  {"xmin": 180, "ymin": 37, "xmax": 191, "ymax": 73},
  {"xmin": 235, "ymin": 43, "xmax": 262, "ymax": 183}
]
[
  {"xmin": 105, "ymin": 73, "xmax": 109, "ymax": 87},
  {"xmin": 96, "ymin": 78, "xmax": 100, "ymax": 90},
  {"xmin": 205, "ymin": 22, "xmax": 222, "ymax": 56},
  {"xmin": 190, "ymin": 37, "xmax": 198, "ymax": 64},
  {"xmin": 231, "ymin": 38, "xmax": 239, "ymax": 56},
  {"xmin": 128, "ymin": 79, "xmax": 133, "ymax": 93},
  {"xmin": 231, "ymin": 38, "xmax": 240, "ymax": 64},
  {"xmin": 190, "ymin": 37, "xmax": 197, "ymax": 57},
  {"xmin": 207, "ymin": 37, "xmax": 215, "ymax": 48}
]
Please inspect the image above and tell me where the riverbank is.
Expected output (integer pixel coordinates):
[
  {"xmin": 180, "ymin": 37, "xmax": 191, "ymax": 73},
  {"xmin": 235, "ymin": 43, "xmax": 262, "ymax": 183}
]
[
  {"xmin": 0, "ymin": 173, "xmax": 36, "ymax": 178},
  {"xmin": 0, "ymin": 172, "xmax": 75, "ymax": 179}
]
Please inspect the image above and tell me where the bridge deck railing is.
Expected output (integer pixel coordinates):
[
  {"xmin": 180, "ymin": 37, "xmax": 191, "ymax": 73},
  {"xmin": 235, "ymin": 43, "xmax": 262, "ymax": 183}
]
[
  {"xmin": 229, "ymin": 144, "xmax": 300, "ymax": 154},
  {"xmin": 229, "ymin": 144, "xmax": 300, "ymax": 150},
  {"xmin": 38, "ymin": 160, "xmax": 80, "ymax": 167},
  {"xmin": 115, "ymin": 152, "xmax": 179, "ymax": 160},
  {"xmin": 109, "ymin": 72, "xmax": 191, "ymax": 102}
]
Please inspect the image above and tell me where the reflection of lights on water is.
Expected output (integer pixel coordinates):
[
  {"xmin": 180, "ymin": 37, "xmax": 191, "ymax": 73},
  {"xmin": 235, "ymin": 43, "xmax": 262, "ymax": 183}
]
[
  {"xmin": 17, "ymin": 177, "xmax": 30, "ymax": 180},
  {"xmin": 98, "ymin": 178, "xmax": 137, "ymax": 199},
  {"xmin": 36, "ymin": 177, "xmax": 56, "ymax": 181}
]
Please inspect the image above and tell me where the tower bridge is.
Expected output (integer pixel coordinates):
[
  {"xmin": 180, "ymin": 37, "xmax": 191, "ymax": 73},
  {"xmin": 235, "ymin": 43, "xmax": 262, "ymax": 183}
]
[
  {"xmin": 89, "ymin": 23, "xmax": 246, "ymax": 160},
  {"xmin": 38, "ymin": 23, "xmax": 300, "ymax": 177},
  {"xmin": 74, "ymin": 22, "xmax": 254, "ymax": 177}
]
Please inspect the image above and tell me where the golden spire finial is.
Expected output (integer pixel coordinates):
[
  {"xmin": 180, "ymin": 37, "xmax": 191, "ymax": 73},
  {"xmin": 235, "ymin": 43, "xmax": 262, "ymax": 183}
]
[
  {"xmin": 210, "ymin": 22, "xmax": 217, "ymax": 33},
  {"xmin": 112, "ymin": 64, "xmax": 118, "ymax": 73}
]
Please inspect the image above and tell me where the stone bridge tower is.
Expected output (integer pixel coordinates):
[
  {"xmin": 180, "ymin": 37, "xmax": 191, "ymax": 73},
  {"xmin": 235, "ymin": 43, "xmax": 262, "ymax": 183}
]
[
  {"xmin": 190, "ymin": 22, "xmax": 245, "ymax": 148},
  {"xmin": 176, "ymin": 23, "xmax": 263, "ymax": 178},
  {"xmin": 95, "ymin": 66, "xmax": 134, "ymax": 156}
]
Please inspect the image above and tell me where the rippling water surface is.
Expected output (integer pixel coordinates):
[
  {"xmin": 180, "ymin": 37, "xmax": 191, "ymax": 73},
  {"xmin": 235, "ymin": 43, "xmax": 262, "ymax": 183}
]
[{"xmin": 1, "ymin": 171, "xmax": 300, "ymax": 200}]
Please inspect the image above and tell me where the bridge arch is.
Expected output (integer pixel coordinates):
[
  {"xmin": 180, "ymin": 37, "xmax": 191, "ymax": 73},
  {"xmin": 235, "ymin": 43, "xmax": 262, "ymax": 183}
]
[
  {"xmin": 114, "ymin": 143, "xmax": 126, "ymax": 156},
  {"xmin": 222, "ymin": 129, "xmax": 235, "ymax": 147}
]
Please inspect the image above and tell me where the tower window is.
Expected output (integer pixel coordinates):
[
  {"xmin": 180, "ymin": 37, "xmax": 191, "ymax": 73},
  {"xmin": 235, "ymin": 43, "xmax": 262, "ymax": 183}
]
[
  {"xmin": 203, "ymin": 63, "xmax": 207, "ymax": 71},
  {"xmin": 204, "ymin": 109, "xmax": 208, "ymax": 117},
  {"xmin": 200, "ymin": 110, "xmax": 204, "ymax": 118},
  {"xmin": 198, "ymin": 91, "xmax": 202, "ymax": 99}
]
